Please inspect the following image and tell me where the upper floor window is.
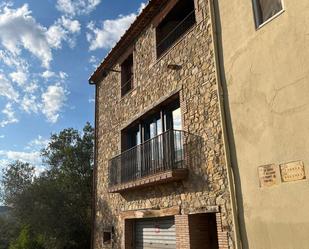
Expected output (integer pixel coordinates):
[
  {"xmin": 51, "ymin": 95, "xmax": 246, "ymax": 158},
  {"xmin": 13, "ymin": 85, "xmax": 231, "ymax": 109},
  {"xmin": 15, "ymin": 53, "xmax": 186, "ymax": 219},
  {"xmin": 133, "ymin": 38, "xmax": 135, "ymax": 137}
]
[
  {"xmin": 121, "ymin": 53, "xmax": 133, "ymax": 96},
  {"xmin": 156, "ymin": 0, "xmax": 196, "ymax": 58},
  {"xmin": 121, "ymin": 96, "xmax": 181, "ymax": 151},
  {"xmin": 253, "ymin": 0, "xmax": 283, "ymax": 27}
]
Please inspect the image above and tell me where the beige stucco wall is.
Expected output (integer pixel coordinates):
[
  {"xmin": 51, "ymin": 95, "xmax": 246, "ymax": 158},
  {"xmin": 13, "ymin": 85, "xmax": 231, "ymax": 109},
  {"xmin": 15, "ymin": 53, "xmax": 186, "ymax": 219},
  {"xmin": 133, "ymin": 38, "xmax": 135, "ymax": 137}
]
[{"xmin": 215, "ymin": 0, "xmax": 309, "ymax": 248}]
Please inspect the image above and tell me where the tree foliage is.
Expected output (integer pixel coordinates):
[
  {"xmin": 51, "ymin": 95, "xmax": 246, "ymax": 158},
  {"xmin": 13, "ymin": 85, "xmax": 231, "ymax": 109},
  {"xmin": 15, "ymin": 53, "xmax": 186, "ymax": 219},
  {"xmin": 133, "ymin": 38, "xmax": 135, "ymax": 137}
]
[
  {"xmin": 0, "ymin": 123, "xmax": 94, "ymax": 249},
  {"xmin": 1, "ymin": 161, "xmax": 35, "ymax": 205},
  {"xmin": 0, "ymin": 214, "xmax": 19, "ymax": 249},
  {"xmin": 9, "ymin": 226, "xmax": 44, "ymax": 249}
]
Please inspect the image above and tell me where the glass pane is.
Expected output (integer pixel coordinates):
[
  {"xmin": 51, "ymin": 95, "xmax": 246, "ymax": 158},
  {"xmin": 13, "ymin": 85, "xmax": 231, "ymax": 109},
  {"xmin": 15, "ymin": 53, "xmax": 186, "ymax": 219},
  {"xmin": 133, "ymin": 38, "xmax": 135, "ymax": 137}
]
[
  {"xmin": 172, "ymin": 108, "xmax": 182, "ymax": 130},
  {"xmin": 258, "ymin": 0, "xmax": 283, "ymax": 24},
  {"xmin": 150, "ymin": 122, "xmax": 156, "ymax": 139},
  {"xmin": 136, "ymin": 130, "xmax": 141, "ymax": 145},
  {"xmin": 157, "ymin": 118, "xmax": 163, "ymax": 135}
]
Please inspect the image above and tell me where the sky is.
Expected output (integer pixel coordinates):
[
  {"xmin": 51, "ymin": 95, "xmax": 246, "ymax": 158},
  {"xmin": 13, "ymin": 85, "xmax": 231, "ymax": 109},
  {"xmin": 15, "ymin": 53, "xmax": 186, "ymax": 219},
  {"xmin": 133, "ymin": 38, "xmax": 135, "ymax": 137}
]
[{"xmin": 0, "ymin": 0, "xmax": 146, "ymax": 174}]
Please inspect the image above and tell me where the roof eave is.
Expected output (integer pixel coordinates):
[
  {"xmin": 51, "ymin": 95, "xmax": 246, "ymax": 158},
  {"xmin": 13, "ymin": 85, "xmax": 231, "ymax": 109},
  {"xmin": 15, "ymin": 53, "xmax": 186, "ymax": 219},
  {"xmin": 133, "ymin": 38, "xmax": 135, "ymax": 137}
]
[{"xmin": 88, "ymin": 0, "xmax": 169, "ymax": 85}]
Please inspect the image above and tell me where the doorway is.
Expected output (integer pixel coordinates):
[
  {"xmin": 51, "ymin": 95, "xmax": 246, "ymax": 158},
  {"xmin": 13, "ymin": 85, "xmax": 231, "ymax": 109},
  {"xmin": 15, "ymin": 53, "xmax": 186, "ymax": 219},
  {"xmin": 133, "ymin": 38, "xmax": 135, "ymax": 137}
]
[{"xmin": 188, "ymin": 213, "xmax": 219, "ymax": 249}]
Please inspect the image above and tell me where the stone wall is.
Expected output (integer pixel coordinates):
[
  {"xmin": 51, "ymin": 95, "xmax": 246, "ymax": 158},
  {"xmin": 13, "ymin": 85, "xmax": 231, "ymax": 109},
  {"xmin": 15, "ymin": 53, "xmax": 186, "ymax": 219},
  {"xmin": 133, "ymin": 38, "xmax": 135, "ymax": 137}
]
[{"xmin": 94, "ymin": 0, "xmax": 235, "ymax": 248}]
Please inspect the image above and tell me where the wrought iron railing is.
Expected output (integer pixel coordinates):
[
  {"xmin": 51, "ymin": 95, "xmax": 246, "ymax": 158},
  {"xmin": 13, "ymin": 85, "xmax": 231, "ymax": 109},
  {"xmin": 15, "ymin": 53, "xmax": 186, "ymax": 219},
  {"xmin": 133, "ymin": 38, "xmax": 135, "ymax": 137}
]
[
  {"xmin": 109, "ymin": 130, "xmax": 188, "ymax": 187},
  {"xmin": 121, "ymin": 77, "xmax": 133, "ymax": 96},
  {"xmin": 156, "ymin": 10, "xmax": 196, "ymax": 57}
]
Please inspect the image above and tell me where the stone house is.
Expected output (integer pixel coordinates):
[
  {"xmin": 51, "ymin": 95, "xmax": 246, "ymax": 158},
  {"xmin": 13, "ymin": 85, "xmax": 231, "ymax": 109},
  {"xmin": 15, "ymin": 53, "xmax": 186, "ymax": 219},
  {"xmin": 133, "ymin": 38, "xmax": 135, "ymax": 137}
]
[{"xmin": 88, "ymin": 0, "xmax": 239, "ymax": 248}]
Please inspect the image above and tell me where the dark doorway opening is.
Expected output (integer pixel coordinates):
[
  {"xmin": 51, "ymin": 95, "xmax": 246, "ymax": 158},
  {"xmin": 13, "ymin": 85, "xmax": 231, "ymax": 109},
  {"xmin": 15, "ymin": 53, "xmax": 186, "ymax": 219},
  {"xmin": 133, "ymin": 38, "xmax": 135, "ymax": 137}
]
[{"xmin": 189, "ymin": 213, "xmax": 219, "ymax": 249}]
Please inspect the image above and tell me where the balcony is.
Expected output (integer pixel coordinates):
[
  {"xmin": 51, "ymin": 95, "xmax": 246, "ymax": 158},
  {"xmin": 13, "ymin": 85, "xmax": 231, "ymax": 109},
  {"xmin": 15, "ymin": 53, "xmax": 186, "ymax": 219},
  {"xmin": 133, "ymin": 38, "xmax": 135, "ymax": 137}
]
[
  {"xmin": 156, "ymin": 9, "xmax": 196, "ymax": 58},
  {"xmin": 108, "ymin": 130, "xmax": 190, "ymax": 193}
]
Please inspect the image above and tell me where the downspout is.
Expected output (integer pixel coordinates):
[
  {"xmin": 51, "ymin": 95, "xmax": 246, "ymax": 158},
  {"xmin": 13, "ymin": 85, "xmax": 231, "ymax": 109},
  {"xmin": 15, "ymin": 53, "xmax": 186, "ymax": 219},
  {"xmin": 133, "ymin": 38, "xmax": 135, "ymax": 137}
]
[
  {"xmin": 90, "ymin": 82, "xmax": 99, "ymax": 249},
  {"xmin": 208, "ymin": 1, "xmax": 243, "ymax": 249}
]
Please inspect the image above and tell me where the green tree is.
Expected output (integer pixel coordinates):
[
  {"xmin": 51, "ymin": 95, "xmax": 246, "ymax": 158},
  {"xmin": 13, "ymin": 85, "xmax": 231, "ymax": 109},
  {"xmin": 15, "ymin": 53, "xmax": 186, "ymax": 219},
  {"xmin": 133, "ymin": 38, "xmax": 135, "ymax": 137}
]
[
  {"xmin": 0, "ymin": 214, "xmax": 19, "ymax": 249},
  {"xmin": 9, "ymin": 226, "xmax": 44, "ymax": 249},
  {"xmin": 1, "ymin": 123, "xmax": 94, "ymax": 249},
  {"xmin": 1, "ymin": 161, "xmax": 35, "ymax": 205}
]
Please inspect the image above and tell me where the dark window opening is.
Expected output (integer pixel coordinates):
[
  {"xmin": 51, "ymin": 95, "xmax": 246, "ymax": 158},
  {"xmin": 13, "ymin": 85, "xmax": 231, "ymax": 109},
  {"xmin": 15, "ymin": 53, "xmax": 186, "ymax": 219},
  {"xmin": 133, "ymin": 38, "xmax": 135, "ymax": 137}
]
[
  {"xmin": 122, "ymin": 96, "xmax": 181, "ymax": 151},
  {"xmin": 156, "ymin": 0, "xmax": 196, "ymax": 58},
  {"xmin": 103, "ymin": 231, "xmax": 112, "ymax": 244},
  {"xmin": 121, "ymin": 53, "xmax": 133, "ymax": 96},
  {"xmin": 254, "ymin": 0, "xmax": 283, "ymax": 27}
]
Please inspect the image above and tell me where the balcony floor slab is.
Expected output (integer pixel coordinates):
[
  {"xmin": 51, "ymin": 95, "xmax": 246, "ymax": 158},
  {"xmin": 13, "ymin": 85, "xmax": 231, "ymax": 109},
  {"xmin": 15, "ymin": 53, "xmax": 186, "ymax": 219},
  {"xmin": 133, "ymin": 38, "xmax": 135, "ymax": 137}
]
[{"xmin": 108, "ymin": 168, "xmax": 188, "ymax": 193}]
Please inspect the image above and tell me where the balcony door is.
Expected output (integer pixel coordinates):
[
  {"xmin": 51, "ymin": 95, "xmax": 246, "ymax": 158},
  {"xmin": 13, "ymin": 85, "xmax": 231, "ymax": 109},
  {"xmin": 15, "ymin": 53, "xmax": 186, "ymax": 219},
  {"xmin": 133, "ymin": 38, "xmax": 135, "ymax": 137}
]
[
  {"xmin": 121, "ymin": 97, "xmax": 182, "ymax": 179},
  {"xmin": 165, "ymin": 105, "xmax": 183, "ymax": 165},
  {"xmin": 121, "ymin": 126, "xmax": 141, "ymax": 182},
  {"xmin": 143, "ymin": 115, "xmax": 163, "ymax": 174}
]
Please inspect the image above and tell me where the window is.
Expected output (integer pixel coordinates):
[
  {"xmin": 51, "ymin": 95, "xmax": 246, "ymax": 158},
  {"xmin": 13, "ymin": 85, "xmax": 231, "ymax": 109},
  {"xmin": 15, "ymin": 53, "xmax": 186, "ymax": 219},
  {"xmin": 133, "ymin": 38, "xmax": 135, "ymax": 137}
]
[
  {"xmin": 121, "ymin": 53, "xmax": 133, "ymax": 96},
  {"xmin": 103, "ymin": 230, "xmax": 112, "ymax": 245},
  {"xmin": 114, "ymin": 96, "xmax": 184, "ymax": 183},
  {"xmin": 253, "ymin": 0, "xmax": 283, "ymax": 27},
  {"xmin": 121, "ymin": 97, "xmax": 181, "ymax": 151},
  {"xmin": 156, "ymin": 0, "xmax": 196, "ymax": 58}
]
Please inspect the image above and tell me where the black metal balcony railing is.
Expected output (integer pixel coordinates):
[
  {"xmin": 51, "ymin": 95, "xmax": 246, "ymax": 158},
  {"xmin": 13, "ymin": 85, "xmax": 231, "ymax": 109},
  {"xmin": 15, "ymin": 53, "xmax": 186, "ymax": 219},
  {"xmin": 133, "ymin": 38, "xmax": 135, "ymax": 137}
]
[
  {"xmin": 156, "ymin": 10, "xmax": 196, "ymax": 57},
  {"xmin": 109, "ymin": 130, "xmax": 188, "ymax": 187},
  {"xmin": 121, "ymin": 77, "xmax": 133, "ymax": 96}
]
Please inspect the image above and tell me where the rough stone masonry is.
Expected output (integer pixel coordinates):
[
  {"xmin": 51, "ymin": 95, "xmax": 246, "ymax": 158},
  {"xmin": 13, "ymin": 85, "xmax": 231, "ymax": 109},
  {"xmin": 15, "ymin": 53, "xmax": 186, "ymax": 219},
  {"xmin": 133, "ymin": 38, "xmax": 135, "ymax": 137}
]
[{"xmin": 92, "ymin": 0, "xmax": 236, "ymax": 248}]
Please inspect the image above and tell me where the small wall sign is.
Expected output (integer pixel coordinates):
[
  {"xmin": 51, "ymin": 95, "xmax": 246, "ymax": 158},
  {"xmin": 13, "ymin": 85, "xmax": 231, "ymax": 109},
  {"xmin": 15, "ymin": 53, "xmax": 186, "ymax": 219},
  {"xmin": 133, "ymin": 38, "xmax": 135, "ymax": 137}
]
[
  {"xmin": 280, "ymin": 161, "xmax": 306, "ymax": 183},
  {"xmin": 258, "ymin": 164, "xmax": 278, "ymax": 187}
]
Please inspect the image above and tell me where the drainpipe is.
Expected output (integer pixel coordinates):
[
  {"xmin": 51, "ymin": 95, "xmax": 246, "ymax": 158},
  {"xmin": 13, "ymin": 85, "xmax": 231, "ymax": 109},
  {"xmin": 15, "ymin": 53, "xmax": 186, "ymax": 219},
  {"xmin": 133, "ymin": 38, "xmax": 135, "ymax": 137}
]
[
  {"xmin": 208, "ymin": 1, "xmax": 243, "ymax": 249},
  {"xmin": 90, "ymin": 83, "xmax": 99, "ymax": 249}
]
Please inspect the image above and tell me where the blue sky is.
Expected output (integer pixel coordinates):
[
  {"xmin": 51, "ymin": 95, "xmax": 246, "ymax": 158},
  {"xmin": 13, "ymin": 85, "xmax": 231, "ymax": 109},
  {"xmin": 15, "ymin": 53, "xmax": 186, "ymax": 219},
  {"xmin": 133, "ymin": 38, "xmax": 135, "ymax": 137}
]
[{"xmin": 0, "ymin": 0, "xmax": 146, "ymax": 173}]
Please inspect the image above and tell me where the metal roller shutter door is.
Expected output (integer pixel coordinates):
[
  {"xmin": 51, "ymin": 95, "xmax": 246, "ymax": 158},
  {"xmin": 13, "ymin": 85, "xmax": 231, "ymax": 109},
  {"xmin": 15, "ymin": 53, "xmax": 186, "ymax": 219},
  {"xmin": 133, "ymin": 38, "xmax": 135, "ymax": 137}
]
[{"xmin": 135, "ymin": 217, "xmax": 176, "ymax": 249}]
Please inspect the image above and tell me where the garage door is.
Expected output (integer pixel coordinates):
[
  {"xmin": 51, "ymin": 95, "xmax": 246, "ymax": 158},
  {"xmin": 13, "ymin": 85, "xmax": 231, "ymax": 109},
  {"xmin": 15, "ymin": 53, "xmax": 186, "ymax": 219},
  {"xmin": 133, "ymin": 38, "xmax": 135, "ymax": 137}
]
[{"xmin": 135, "ymin": 217, "xmax": 176, "ymax": 249}]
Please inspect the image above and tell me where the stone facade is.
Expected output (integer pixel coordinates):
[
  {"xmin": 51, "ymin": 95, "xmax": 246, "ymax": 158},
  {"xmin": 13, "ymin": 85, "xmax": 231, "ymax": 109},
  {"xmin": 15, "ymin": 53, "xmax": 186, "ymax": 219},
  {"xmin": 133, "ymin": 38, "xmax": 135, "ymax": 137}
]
[{"xmin": 92, "ymin": 0, "xmax": 235, "ymax": 248}]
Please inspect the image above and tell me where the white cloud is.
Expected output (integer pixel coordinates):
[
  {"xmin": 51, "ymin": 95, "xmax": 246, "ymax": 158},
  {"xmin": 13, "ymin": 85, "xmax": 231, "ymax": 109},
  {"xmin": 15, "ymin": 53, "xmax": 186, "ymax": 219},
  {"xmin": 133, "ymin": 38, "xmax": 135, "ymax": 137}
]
[
  {"xmin": 56, "ymin": 0, "xmax": 101, "ymax": 16},
  {"xmin": 46, "ymin": 24, "xmax": 66, "ymax": 49},
  {"xmin": 59, "ymin": 71, "xmax": 68, "ymax": 79},
  {"xmin": 41, "ymin": 85, "xmax": 66, "ymax": 123},
  {"xmin": 46, "ymin": 17, "xmax": 81, "ymax": 49},
  {"xmin": 0, "ymin": 103, "xmax": 18, "ymax": 127},
  {"xmin": 41, "ymin": 70, "xmax": 69, "ymax": 83},
  {"xmin": 0, "ymin": 135, "xmax": 50, "ymax": 175},
  {"xmin": 0, "ymin": 150, "xmax": 40, "ymax": 163},
  {"xmin": 20, "ymin": 95, "xmax": 39, "ymax": 113},
  {"xmin": 89, "ymin": 55, "xmax": 97, "ymax": 63},
  {"xmin": 86, "ymin": 2, "xmax": 146, "ymax": 50},
  {"xmin": 24, "ymin": 82, "xmax": 38, "ymax": 93},
  {"xmin": 0, "ymin": 50, "xmax": 28, "ymax": 70},
  {"xmin": 0, "ymin": 4, "xmax": 53, "ymax": 68},
  {"xmin": 87, "ymin": 14, "xmax": 136, "ymax": 51},
  {"xmin": 60, "ymin": 16, "xmax": 81, "ymax": 33},
  {"xmin": 0, "ymin": 4, "xmax": 81, "ymax": 68},
  {"xmin": 89, "ymin": 55, "xmax": 99, "ymax": 68},
  {"xmin": 0, "ymin": 150, "xmax": 42, "ymax": 173},
  {"xmin": 27, "ymin": 135, "xmax": 49, "ymax": 149},
  {"xmin": 0, "ymin": 5, "xmax": 74, "ymax": 128},
  {"xmin": 0, "ymin": 73, "xmax": 19, "ymax": 101},
  {"xmin": 0, "ymin": 135, "xmax": 5, "ymax": 139},
  {"xmin": 9, "ymin": 70, "xmax": 27, "ymax": 86},
  {"xmin": 41, "ymin": 70, "xmax": 56, "ymax": 79}
]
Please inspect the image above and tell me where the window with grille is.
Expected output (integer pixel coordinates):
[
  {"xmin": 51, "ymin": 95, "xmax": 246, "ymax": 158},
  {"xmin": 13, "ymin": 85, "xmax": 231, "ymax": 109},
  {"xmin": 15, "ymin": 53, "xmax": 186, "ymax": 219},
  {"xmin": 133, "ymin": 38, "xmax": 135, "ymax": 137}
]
[
  {"xmin": 156, "ymin": 0, "xmax": 196, "ymax": 58},
  {"xmin": 121, "ymin": 53, "xmax": 133, "ymax": 96}
]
